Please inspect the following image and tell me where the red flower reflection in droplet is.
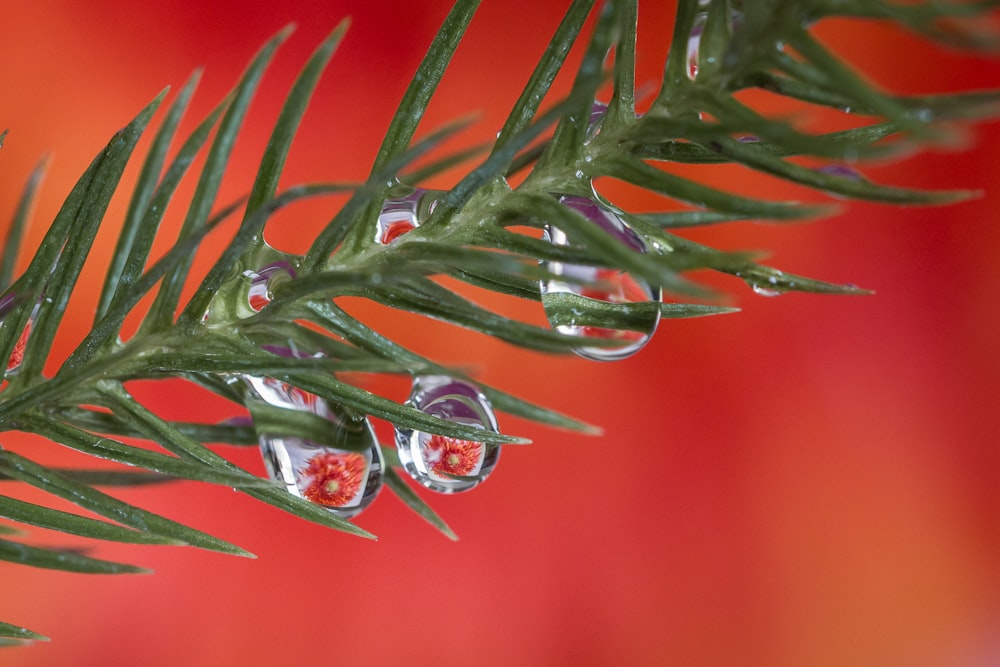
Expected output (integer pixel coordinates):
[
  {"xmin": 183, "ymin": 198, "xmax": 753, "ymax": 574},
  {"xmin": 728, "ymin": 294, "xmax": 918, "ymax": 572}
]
[
  {"xmin": 7, "ymin": 320, "xmax": 31, "ymax": 372},
  {"xmin": 426, "ymin": 434, "xmax": 483, "ymax": 477},
  {"xmin": 300, "ymin": 452, "xmax": 367, "ymax": 507},
  {"xmin": 381, "ymin": 221, "xmax": 415, "ymax": 243},
  {"xmin": 579, "ymin": 268, "xmax": 648, "ymax": 341},
  {"xmin": 248, "ymin": 289, "xmax": 270, "ymax": 312}
]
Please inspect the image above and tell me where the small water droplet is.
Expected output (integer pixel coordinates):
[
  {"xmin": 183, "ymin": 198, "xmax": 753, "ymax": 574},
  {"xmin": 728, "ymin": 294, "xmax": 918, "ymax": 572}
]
[
  {"xmin": 686, "ymin": 9, "xmax": 743, "ymax": 81},
  {"xmin": 246, "ymin": 376, "xmax": 384, "ymax": 518},
  {"xmin": 375, "ymin": 187, "xmax": 441, "ymax": 244},
  {"xmin": 205, "ymin": 243, "xmax": 298, "ymax": 323},
  {"xmin": 540, "ymin": 196, "xmax": 661, "ymax": 361},
  {"xmin": 395, "ymin": 375, "xmax": 500, "ymax": 493},
  {"xmin": 0, "ymin": 291, "xmax": 39, "ymax": 378},
  {"xmin": 686, "ymin": 17, "xmax": 705, "ymax": 80},
  {"xmin": 586, "ymin": 100, "xmax": 609, "ymax": 141},
  {"xmin": 751, "ymin": 284, "xmax": 782, "ymax": 297}
]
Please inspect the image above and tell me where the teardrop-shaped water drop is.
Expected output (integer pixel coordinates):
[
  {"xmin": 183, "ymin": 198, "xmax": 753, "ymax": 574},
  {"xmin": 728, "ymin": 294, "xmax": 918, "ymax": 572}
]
[
  {"xmin": 375, "ymin": 187, "xmax": 441, "ymax": 244},
  {"xmin": 245, "ymin": 376, "xmax": 384, "ymax": 518},
  {"xmin": 205, "ymin": 242, "xmax": 298, "ymax": 323},
  {"xmin": 395, "ymin": 375, "xmax": 500, "ymax": 494},
  {"xmin": 540, "ymin": 196, "xmax": 661, "ymax": 361}
]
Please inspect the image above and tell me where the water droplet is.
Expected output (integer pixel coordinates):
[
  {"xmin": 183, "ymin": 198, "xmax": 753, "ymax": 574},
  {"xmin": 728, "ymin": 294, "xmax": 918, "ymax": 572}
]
[
  {"xmin": 205, "ymin": 243, "xmax": 298, "ymax": 323},
  {"xmin": 737, "ymin": 135, "xmax": 760, "ymax": 143},
  {"xmin": 750, "ymin": 284, "xmax": 783, "ymax": 297},
  {"xmin": 540, "ymin": 196, "xmax": 661, "ymax": 361},
  {"xmin": 586, "ymin": 100, "xmax": 609, "ymax": 141},
  {"xmin": 687, "ymin": 8, "xmax": 744, "ymax": 80},
  {"xmin": 686, "ymin": 17, "xmax": 705, "ymax": 80},
  {"xmin": 246, "ymin": 376, "xmax": 384, "ymax": 518},
  {"xmin": 589, "ymin": 101, "xmax": 609, "ymax": 126},
  {"xmin": 0, "ymin": 291, "xmax": 38, "ymax": 377},
  {"xmin": 395, "ymin": 375, "xmax": 500, "ymax": 494},
  {"xmin": 375, "ymin": 187, "xmax": 441, "ymax": 244},
  {"xmin": 748, "ymin": 270, "xmax": 786, "ymax": 297}
]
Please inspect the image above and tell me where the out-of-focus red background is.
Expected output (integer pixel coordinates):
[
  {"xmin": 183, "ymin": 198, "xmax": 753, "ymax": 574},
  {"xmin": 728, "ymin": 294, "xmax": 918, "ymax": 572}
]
[{"xmin": 2, "ymin": 1, "xmax": 999, "ymax": 665}]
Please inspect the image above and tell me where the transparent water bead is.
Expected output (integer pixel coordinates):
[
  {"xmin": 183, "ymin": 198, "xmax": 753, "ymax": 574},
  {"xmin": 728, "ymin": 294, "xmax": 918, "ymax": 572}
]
[
  {"xmin": 686, "ymin": 7, "xmax": 744, "ymax": 80},
  {"xmin": 587, "ymin": 101, "xmax": 609, "ymax": 140},
  {"xmin": 540, "ymin": 196, "xmax": 662, "ymax": 361},
  {"xmin": 747, "ymin": 270, "xmax": 785, "ymax": 298},
  {"xmin": 375, "ymin": 187, "xmax": 441, "ymax": 244},
  {"xmin": 246, "ymin": 376, "xmax": 384, "ymax": 518},
  {"xmin": 204, "ymin": 242, "xmax": 298, "ymax": 322},
  {"xmin": 0, "ymin": 291, "xmax": 37, "ymax": 377},
  {"xmin": 395, "ymin": 375, "xmax": 500, "ymax": 494},
  {"xmin": 687, "ymin": 16, "xmax": 705, "ymax": 79}
]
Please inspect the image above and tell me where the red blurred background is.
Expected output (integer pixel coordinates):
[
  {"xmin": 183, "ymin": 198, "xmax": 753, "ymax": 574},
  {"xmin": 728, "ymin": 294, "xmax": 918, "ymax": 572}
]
[{"xmin": 2, "ymin": 1, "xmax": 999, "ymax": 665}]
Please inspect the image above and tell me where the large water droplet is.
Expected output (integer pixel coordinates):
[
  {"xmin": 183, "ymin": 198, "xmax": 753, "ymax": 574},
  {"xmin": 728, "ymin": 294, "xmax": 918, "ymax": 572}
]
[
  {"xmin": 395, "ymin": 375, "xmax": 500, "ymax": 494},
  {"xmin": 205, "ymin": 242, "xmax": 298, "ymax": 323},
  {"xmin": 246, "ymin": 376, "xmax": 384, "ymax": 518},
  {"xmin": 540, "ymin": 196, "xmax": 661, "ymax": 361},
  {"xmin": 375, "ymin": 187, "xmax": 441, "ymax": 244}
]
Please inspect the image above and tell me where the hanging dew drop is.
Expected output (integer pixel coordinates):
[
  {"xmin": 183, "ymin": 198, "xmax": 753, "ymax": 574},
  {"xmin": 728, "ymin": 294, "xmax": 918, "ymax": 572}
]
[
  {"xmin": 748, "ymin": 271, "xmax": 785, "ymax": 297},
  {"xmin": 750, "ymin": 284, "xmax": 783, "ymax": 297},
  {"xmin": 245, "ymin": 376, "xmax": 384, "ymax": 518},
  {"xmin": 395, "ymin": 375, "xmax": 500, "ymax": 494},
  {"xmin": 539, "ymin": 196, "xmax": 661, "ymax": 361}
]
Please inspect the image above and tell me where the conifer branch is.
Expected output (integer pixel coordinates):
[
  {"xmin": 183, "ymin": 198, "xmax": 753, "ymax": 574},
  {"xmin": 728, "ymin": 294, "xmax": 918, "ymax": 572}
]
[{"xmin": 1, "ymin": 0, "xmax": 998, "ymax": 643}]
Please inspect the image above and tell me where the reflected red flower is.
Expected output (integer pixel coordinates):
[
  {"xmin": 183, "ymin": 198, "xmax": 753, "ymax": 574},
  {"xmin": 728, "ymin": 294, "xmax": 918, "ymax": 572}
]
[
  {"xmin": 380, "ymin": 220, "xmax": 415, "ymax": 244},
  {"xmin": 7, "ymin": 320, "xmax": 31, "ymax": 372},
  {"xmin": 300, "ymin": 452, "xmax": 367, "ymax": 507},
  {"xmin": 426, "ymin": 434, "xmax": 483, "ymax": 477}
]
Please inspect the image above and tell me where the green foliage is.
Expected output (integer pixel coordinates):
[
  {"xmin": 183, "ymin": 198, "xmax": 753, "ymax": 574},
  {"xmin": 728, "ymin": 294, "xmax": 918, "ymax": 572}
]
[{"xmin": 1, "ymin": 0, "xmax": 998, "ymax": 643}]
